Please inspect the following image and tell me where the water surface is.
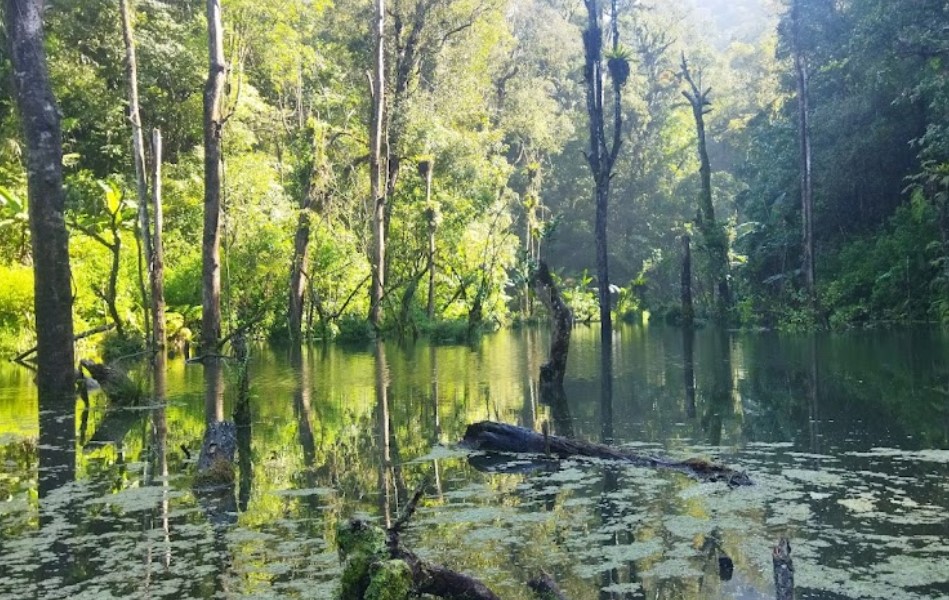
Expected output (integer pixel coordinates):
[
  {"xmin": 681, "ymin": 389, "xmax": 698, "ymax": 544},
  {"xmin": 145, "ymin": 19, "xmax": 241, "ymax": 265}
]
[{"xmin": 0, "ymin": 326, "xmax": 947, "ymax": 599}]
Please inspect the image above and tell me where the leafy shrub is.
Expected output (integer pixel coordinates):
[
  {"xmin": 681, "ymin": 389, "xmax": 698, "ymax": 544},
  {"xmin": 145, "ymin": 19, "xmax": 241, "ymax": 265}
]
[
  {"xmin": 561, "ymin": 270, "xmax": 599, "ymax": 323},
  {"xmin": 821, "ymin": 196, "xmax": 944, "ymax": 326},
  {"xmin": 0, "ymin": 264, "xmax": 32, "ymax": 330},
  {"xmin": 420, "ymin": 319, "xmax": 471, "ymax": 344},
  {"xmin": 334, "ymin": 315, "xmax": 374, "ymax": 344}
]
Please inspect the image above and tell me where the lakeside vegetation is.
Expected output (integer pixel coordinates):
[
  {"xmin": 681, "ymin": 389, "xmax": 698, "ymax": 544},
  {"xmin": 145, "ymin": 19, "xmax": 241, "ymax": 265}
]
[{"xmin": 1, "ymin": 0, "xmax": 947, "ymax": 358}]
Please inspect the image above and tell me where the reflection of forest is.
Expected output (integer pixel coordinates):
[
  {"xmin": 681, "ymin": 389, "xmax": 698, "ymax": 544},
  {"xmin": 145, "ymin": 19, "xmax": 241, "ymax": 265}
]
[{"xmin": 0, "ymin": 327, "xmax": 947, "ymax": 598}]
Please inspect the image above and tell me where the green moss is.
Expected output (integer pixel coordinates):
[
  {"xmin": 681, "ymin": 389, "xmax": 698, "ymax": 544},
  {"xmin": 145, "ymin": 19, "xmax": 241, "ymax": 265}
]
[
  {"xmin": 336, "ymin": 520, "xmax": 389, "ymax": 600},
  {"xmin": 365, "ymin": 560, "xmax": 412, "ymax": 600}
]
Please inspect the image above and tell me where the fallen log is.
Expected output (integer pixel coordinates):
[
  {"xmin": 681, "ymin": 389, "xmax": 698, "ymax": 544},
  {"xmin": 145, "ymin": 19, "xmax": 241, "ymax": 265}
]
[
  {"xmin": 79, "ymin": 359, "xmax": 143, "ymax": 406},
  {"xmin": 460, "ymin": 421, "xmax": 752, "ymax": 486}
]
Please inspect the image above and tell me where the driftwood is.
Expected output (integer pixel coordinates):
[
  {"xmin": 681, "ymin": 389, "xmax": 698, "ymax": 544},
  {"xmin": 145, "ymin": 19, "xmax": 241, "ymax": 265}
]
[
  {"xmin": 773, "ymin": 537, "xmax": 794, "ymax": 600},
  {"xmin": 461, "ymin": 421, "xmax": 752, "ymax": 486}
]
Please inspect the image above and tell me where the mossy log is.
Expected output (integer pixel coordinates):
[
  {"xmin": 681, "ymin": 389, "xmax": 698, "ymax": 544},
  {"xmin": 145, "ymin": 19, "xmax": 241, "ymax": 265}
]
[
  {"xmin": 461, "ymin": 421, "xmax": 752, "ymax": 486},
  {"xmin": 79, "ymin": 359, "xmax": 143, "ymax": 405},
  {"xmin": 337, "ymin": 518, "xmax": 501, "ymax": 600},
  {"xmin": 337, "ymin": 485, "xmax": 574, "ymax": 600}
]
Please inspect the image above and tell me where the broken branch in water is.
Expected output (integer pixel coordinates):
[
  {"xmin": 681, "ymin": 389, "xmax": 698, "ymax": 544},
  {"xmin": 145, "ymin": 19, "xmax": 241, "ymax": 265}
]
[{"xmin": 11, "ymin": 323, "xmax": 115, "ymax": 363}]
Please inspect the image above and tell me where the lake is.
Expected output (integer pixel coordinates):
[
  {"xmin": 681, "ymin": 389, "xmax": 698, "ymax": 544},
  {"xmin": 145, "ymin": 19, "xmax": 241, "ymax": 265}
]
[{"xmin": 0, "ymin": 325, "xmax": 947, "ymax": 599}]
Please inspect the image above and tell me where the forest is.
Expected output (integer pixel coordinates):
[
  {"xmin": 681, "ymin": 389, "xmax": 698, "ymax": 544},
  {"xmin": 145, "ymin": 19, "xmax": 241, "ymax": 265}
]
[
  {"xmin": 1, "ymin": 1, "xmax": 949, "ymax": 598},
  {"xmin": 1, "ymin": 0, "xmax": 947, "ymax": 361}
]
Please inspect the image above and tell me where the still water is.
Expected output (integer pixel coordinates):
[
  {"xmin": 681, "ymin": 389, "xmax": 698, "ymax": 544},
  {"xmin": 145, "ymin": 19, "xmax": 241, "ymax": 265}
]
[{"xmin": 0, "ymin": 325, "xmax": 947, "ymax": 599}]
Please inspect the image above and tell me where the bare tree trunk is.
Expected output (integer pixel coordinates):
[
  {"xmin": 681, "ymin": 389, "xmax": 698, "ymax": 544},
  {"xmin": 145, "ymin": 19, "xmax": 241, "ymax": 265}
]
[
  {"xmin": 5, "ymin": 0, "xmax": 76, "ymax": 492},
  {"xmin": 532, "ymin": 261, "xmax": 572, "ymax": 389},
  {"xmin": 120, "ymin": 0, "xmax": 152, "ymax": 340},
  {"xmin": 288, "ymin": 192, "xmax": 312, "ymax": 344},
  {"xmin": 151, "ymin": 130, "xmax": 166, "ymax": 361},
  {"xmin": 369, "ymin": 0, "xmax": 387, "ymax": 328},
  {"xmin": 681, "ymin": 234, "xmax": 694, "ymax": 327},
  {"xmin": 288, "ymin": 219, "xmax": 309, "ymax": 344},
  {"xmin": 681, "ymin": 55, "xmax": 732, "ymax": 322},
  {"xmin": 420, "ymin": 159, "xmax": 436, "ymax": 320},
  {"xmin": 792, "ymin": 0, "xmax": 816, "ymax": 307},
  {"xmin": 582, "ymin": 0, "xmax": 624, "ymax": 345},
  {"xmin": 203, "ymin": 0, "xmax": 225, "ymax": 352}
]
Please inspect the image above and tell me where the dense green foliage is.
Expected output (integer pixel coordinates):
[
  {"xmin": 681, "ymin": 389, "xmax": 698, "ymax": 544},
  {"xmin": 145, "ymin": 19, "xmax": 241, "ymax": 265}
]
[{"xmin": 1, "ymin": 0, "xmax": 947, "ymax": 356}]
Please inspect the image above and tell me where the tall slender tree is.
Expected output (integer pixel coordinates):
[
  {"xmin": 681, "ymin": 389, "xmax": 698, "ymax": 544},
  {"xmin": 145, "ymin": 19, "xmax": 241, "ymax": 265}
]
[
  {"xmin": 5, "ymin": 0, "xmax": 76, "ymax": 491},
  {"xmin": 369, "ymin": 0, "xmax": 387, "ymax": 328},
  {"xmin": 119, "ymin": 0, "xmax": 153, "ymax": 341},
  {"xmin": 681, "ymin": 54, "xmax": 732, "ymax": 321},
  {"xmin": 203, "ymin": 0, "xmax": 225, "ymax": 351},
  {"xmin": 790, "ymin": 0, "xmax": 816, "ymax": 307},
  {"xmin": 581, "ymin": 0, "xmax": 625, "ymax": 340},
  {"xmin": 151, "ymin": 129, "xmax": 166, "ymax": 365}
]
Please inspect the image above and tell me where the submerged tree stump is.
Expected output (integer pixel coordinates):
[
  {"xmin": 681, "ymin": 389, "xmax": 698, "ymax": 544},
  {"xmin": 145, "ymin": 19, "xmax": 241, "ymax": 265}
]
[
  {"xmin": 194, "ymin": 420, "xmax": 238, "ymax": 526},
  {"xmin": 336, "ymin": 487, "xmax": 573, "ymax": 600},
  {"xmin": 195, "ymin": 420, "xmax": 237, "ymax": 488},
  {"xmin": 773, "ymin": 537, "xmax": 794, "ymax": 600},
  {"xmin": 461, "ymin": 421, "xmax": 752, "ymax": 486},
  {"xmin": 337, "ymin": 517, "xmax": 501, "ymax": 599}
]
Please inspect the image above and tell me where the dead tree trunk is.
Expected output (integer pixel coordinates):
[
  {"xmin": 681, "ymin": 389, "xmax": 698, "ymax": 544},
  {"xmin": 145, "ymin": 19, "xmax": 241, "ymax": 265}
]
[
  {"xmin": 791, "ymin": 0, "xmax": 816, "ymax": 309},
  {"xmin": 368, "ymin": 0, "xmax": 387, "ymax": 328},
  {"xmin": 6, "ymin": 0, "xmax": 76, "ymax": 496},
  {"xmin": 119, "ymin": 0, "xmax": 153, "ymax": 339},
  {"xmin": 532, "ymin": 261, "xmax": 572, "ymax": 390},
  {"xmin": 151, "ymin": 129, "xmax": 166, "ymax": 361},
  {"xmin": 202, "ymin": 0, "xmax": 225, "ymax": 352},
  {"xmin": 681, "ymin": 234, "xmax": 694, "ymax": 327},
  {"xmin": 582, "ymin": 0, "xmax": 625, "ymax": 343},
  {"xmin": 681, "ymin": 54, "xmax": 732, "ymax": 322}
]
